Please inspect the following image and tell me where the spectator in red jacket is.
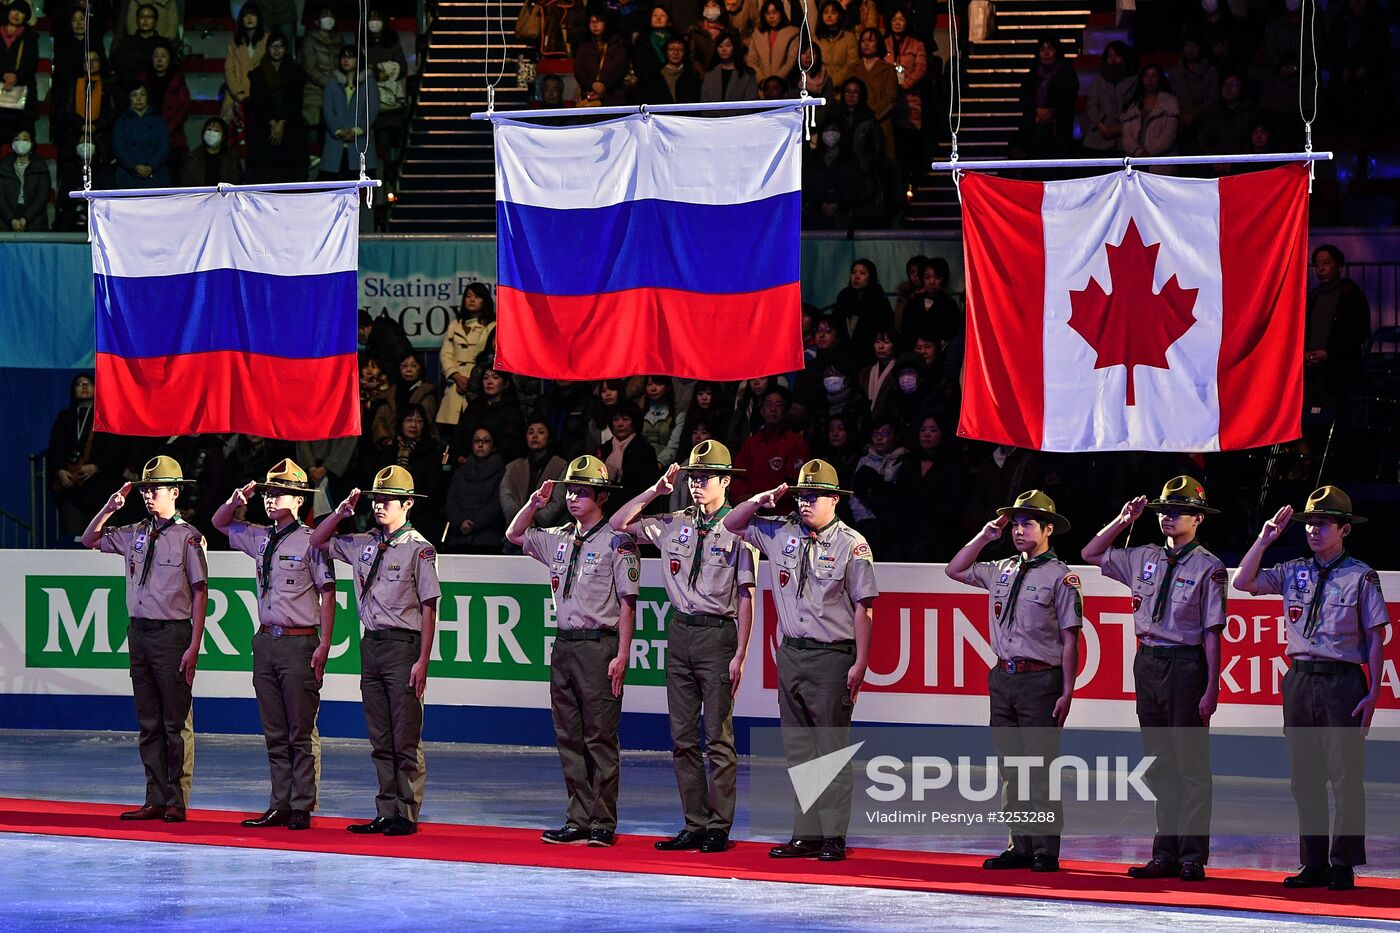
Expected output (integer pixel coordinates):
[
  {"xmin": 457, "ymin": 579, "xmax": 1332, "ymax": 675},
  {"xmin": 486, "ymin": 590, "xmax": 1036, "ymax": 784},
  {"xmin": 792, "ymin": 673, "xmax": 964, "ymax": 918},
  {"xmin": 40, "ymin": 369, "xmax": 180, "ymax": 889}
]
[{"xmin": 732, "ymin": 385, "xmax": 808, "ymax": 506}]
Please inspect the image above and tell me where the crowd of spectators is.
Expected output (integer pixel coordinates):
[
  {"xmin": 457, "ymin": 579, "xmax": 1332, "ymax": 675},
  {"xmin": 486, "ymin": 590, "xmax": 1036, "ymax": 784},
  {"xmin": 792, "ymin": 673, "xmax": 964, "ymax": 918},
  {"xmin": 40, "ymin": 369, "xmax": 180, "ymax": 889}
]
[
  {"xmin": 0, "ymin": 0, "xmax": 413, "ymax": 231},
  {"xmin": 46, "ymin": 240, "xmax": 1381, "ymax": 565}
]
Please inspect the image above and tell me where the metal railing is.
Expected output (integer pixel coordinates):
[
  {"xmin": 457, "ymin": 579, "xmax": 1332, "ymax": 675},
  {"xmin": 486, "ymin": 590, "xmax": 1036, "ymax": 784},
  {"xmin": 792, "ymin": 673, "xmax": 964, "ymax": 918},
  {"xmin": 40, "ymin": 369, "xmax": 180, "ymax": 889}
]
[{"xmin": 26, "ymin": 451, "xmax": 53, "ymax": 550}]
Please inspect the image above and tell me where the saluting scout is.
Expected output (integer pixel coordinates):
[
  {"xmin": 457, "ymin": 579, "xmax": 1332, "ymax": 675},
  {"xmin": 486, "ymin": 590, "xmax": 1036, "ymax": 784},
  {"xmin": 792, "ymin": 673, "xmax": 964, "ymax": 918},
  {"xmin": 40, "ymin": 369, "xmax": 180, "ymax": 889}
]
[
  {"xmin": 1082, "ymin": 476, "xmax": 1227, "ymax": 883},
  {"xmin": 310, "ymin": 466, "xmax": 441, "ymax": 838},
  {"xmin": 82, "ymin": 456, "xmax": 209, "ymax": 824},
  {"xmin": 1234, "ymin": 486, "xmax": 1389, "ymax": 892},
  {"xmin": 507, "ymin": 455, "xmax": 640, "ymax": 848},
  {"xmin": 724, "ymin": 459, "xmax": 878, "ymax": 864},
  {"xmin": 213, "ymin": 459, "xmax": 337, "ymax": 831},
  {"xmin": 610, "ymin": 441, "xmax": 757, "ymax": 855},
  {"xmin": 946, "ymin": 490, "xmax": 1082, "ymax": 874}
]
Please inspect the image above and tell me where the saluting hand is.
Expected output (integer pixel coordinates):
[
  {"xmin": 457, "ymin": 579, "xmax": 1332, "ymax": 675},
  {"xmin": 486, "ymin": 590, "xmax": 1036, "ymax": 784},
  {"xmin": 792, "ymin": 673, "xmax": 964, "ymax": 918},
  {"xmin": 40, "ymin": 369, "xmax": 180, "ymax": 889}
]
[
  {"xmin": 981, "ymin": 515, "xmax": 1009, "ymax": 542},
  {"xmin": 337, "ymin": 488, "xmax": 361, "ymax": 516},
  {"xmin": 530, "ymin": 480, "xmax": 554, "ymax": 509},
  {"xmin": 1259, "ymin": 505, "xmax": 1293, "ymax": 544},
  {"xmin": 1119, "ymin": 496, "xmax": 1148, "ymax": 525},
  {"xmin": 653, "ymin": 463, "xmax": 679, "ymax": 497},
  {"xmin": 105, "ymin": 482, "xmax": 133, "ymax": 514},
  {"xmin": 753, "ymin": 483, "xmax": 788, "ymax": 509},
  {"xmin": 231, "ymin": 480, "xmax": 257, "ymax": 505}
]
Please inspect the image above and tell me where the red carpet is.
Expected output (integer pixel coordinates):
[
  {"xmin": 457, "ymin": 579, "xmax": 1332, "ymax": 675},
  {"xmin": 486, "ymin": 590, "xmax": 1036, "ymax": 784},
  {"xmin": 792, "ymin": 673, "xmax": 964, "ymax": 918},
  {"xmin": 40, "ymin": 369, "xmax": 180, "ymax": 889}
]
[{"xmin": 2, "ymin": 797, "xmax": 1397, "ymax": 921}]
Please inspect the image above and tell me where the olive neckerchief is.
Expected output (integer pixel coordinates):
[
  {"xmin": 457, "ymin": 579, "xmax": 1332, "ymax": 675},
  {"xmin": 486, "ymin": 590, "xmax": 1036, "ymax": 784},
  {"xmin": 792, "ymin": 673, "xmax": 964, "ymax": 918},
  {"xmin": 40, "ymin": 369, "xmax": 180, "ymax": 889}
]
[
  {"xmin": 796, "ymin": 516, "xmax": 841, "ymax": 598},
  {"xmin": 137, "ymin": 516, "xmax": 178, "ymax": 586},
  {"xmin": 259, "ymin": 521, "xmax": 303, "ymax": 596},
  {"xmin": 362, "ymin": 523, "xmax": 414, "ymax": 592},
  {"xmin": 999, "ymin": 549, "xmax": 1057, "ymax": 628},
  {"xmin": 1302, "ymin": 551, "xmax": 1348, "ymax": 639},
  {"xmin": 1150, "ymin": 540, "xmax": 1200, "ymax": 624},
  {"xmin": 561, "ymin": 518, "xmax": 609, "ymax": 600},
  {"xmin": 688, "ymin": 504, "xmax": 732, "ymax": 589}
]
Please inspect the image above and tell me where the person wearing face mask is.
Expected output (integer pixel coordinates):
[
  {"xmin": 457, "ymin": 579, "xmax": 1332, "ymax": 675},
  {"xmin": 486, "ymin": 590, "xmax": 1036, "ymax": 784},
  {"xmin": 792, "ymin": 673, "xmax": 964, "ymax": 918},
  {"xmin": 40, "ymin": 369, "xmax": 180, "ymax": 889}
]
[
  {"xmin": 444, "ymin": 426, "xmax": 506, "ymax": 553},
  {"xmin": 56, "ymin": 127, "xmax": 112, "ymax": 229},
  {"xmin": 247, "ymin": 30, "xmax": 308, "ymax": 182},
  {"xmin": 320, "ymin": 45, "xmax": 379, "ymax": 179},
  {"xmin": 724, "ymin": 459, "xmax": 878, "ymax": 863},
  {"xmin": 802, "ymin": 117, "xmax": 855, "ymax": 230},
  {"xmin": 365, "ymin": 7, "xmax": 407, "ymax": 177},
  {"xmin": 113, "ymin": 82, "xmax": 173, "ymax": 186},
  {"xmin": 1234, "ymin": 487, "xmax": 1388, "ymax": 893},
  {"xmin": 683, "ymin": 0, "xmax": 728, "ymax": 74},
  {"xmin": 301, "ymin": 6, "xmax": 342, "ymax": 132},
  {"xmin": 0, "ymin": 129, "xmax": 50, "ymax": 230},
  {"xmin": 0, "ymin": 0, "xmax": 38, "ymax": 143},
  {"xmin": 181, "ymin": 116, "xmax": 242, "ymax": 185}
]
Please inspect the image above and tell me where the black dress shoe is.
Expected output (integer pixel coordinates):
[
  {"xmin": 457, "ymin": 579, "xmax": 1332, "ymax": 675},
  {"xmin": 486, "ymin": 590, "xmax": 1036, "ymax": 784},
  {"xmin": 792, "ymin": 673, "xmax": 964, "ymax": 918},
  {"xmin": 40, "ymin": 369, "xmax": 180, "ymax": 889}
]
[
  {"xmin": 1127, "ymin": 857, "xmax": 1179, "ymax": 879},
  {"xmin": 383, "ymin": 816, "xmax": 417, "ymax": 837},
  {"xmin": 983, "ymin": 850, "xmax": 1034, "ymax": 870},
  {"xmin": 769, "ymin": 838, "xmax": 823, "ymax": 859},
  {"xmin": 346, "ymin": 816, "xmax": 394, "ymax": 835},
  {"xmin": 241, "ymin": 808, "xmax": 290, "ymax": 828},
  {"xmin": 119, "ymin": 805, "xmax": 166, "ymax": 821},
  {"xmin": 1283, "ymin": 865, "xmax": 1330, "ymax": 889},
  {"xmin": 286, "ymin": 810, "xmax": 311, "ymax": 831},
  {"xmin": 162, "ymin": 807, "xmax": 186, "ymax": 823},
  {"xmin": 541, "ymin": 824, "xmax": 590, "ymax": 845},
  {"xmin": 587, "ymin": 827, "xmax": 616, "ymax": 847},
  {"xmin": 1179, "ymin": 860, "xmax": 1206, "ymax": 882},
  {"xmin": 699, "ymin": 829, "xmax": 730, "ymax": 853},
  {"xmin": 1327, "ymin": 865, "xmax": 1356, "ymax": 891},
  {"xmin": 1032, "ymin": 854, "xmax": 1060, "ymax": 873},
  {"xmin": 655, "ymin": 830, "xmax": 704, "ymax": 851},
  {"xmin": 817, "ymin": 837, "xmax": 847, "ymax": 862}
]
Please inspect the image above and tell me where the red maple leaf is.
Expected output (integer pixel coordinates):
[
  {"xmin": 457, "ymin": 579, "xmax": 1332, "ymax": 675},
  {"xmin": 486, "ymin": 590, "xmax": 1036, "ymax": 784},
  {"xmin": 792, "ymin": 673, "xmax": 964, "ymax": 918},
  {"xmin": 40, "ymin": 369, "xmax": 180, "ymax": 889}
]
[{"xmin": 1067, "ymin": 219, "xmax": 1199, "ymax": 406}]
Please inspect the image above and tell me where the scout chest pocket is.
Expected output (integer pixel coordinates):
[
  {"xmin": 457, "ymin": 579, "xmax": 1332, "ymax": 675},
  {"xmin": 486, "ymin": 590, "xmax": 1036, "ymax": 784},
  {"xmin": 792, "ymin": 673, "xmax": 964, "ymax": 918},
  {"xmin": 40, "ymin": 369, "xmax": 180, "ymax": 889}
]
[
  {"xmin": 156, "ymin": 551, "xmax": 183, "ymax": 568},
  {"xmin": 581, "ymin": 561, "xmax": 607, "ymax": 575},
  {"xmin": 1026, "ymin": 588, "xmax": 1053, "ymax": 606},
  {"xmin": 1327, "ymin": 592, "xmax": 1357, "ymax": 609},
  {"xmin": 274, "ymin": 571, "xmax": 307, "ymax": 592},
  {"xmin": 1169, "ymin": 581, "xmax": 1199, "ymax": 602},
  {"xmin": 383, "ymin": 565, "xmax": 410, "ymax": 583},
  {"xmin": 813, "ymin": 560, "xmax": 841, "ymax": 581}
]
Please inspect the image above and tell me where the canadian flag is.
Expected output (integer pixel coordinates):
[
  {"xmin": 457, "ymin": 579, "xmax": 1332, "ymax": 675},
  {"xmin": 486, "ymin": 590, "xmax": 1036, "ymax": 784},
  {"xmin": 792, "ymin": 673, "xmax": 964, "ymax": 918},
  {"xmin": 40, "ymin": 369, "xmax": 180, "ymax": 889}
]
[{"xmin": 958, "ymin": 164, "xmax": 1309, "ymax": 452}]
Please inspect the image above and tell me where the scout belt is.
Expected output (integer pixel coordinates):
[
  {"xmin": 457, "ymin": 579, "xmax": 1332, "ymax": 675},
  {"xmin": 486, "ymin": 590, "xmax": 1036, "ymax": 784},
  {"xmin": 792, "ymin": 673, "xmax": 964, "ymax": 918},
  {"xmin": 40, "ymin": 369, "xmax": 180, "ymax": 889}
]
[
  {"xmin": 673, "ymin": 611, "xmax": 733, "ymax": 628},
  {"xmin": 555, "ymin": 627, "xmax": 619, "ymax": 641},
  {"xmin": 259, "ymin": 624, "xmax": 319, "ymax": 637},
  {"xmin": 998, "ymin": 658, "xmax": 1057, "ymax": 674},
  {"xmin": 782, "ymin": 635, "xmax": 856, "ymax": 653},
  {"xmin": 363, "ymin": 628, "xmax": 421, "ymax": 643},
  {"xmin": 1291, "ymin": 659, "xmax": 1360, "ymax": 675},
  {"xmin": 1138, "ymin": 644, "xmax": 1205, "ymax": 658},
  {"xmin": 130, "ymin": 618, "xmax": 192, "ymax": 630}
]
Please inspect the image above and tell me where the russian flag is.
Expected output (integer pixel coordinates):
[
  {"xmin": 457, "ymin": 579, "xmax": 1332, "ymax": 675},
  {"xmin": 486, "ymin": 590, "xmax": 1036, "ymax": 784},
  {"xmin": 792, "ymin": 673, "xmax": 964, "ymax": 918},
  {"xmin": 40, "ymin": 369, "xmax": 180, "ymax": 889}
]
[
  {"xmin": 493, "ymin": 110, "xmax": 805, "ymax": 380},
  {"xmin": 958, "ymin": 164, "xmax": 1308, "ymax": 452},
  {"xmin": 91, "ymin": 189, "xmax": 361, "ymax": 440}
]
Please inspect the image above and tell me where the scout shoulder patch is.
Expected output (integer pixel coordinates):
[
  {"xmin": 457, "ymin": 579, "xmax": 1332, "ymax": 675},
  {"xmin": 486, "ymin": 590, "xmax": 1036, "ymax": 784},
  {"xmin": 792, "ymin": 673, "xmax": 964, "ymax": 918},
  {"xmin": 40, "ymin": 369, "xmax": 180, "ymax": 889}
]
[
  {"xmin": 1211, "ymin": 568, "xmax": 1228, "ymax": 585},
  {"xmin": 627, "ymin": 566, "xmax": 639, "ymax": 583},
  {"xmin": 1063, "ymin": 573, "xmax": 1082, "ymax": 589},
  {"xmin": 616, "ymin": 539, "xmax": 636, "ymax": 555},
  {"xmin": 188, "ymin": 533, "xmax": 203, "ymax": 547},
  {"xmin": 420, "ymin": 547, "xmax": 436, "ymax": 561},
  {"xmin": 1364, "ymin": 570, "xmax": 1382, "ymax": 590},
  {"xmin": 852, "ymin": 542, "xmax": 872, "ymax": 560}
]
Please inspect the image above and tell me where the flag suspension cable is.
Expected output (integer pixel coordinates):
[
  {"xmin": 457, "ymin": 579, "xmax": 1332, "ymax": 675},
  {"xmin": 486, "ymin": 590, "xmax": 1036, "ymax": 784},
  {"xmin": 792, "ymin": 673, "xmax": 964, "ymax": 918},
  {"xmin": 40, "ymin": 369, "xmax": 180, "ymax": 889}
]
[
  {"xmin": 934, "ymin": 0, "xmax": 1325, "ymax": 185},
  {"xmin": 355, "ymin": 0, "xmax": 373, "ymax": 205},
  {"xmin": 70, "ymin": 178, "xmax": 382, "ymax": 200},
  {"xmin": 794, "ymin": 0, "xmax": 815, "ymax": 138},
  {"xmin": 484, "ymin": 0, "xmax": 508, "ymax": 113},
  {"xmin": 474, "ymin": 98, "xmax": 825, "ymax": 122}
]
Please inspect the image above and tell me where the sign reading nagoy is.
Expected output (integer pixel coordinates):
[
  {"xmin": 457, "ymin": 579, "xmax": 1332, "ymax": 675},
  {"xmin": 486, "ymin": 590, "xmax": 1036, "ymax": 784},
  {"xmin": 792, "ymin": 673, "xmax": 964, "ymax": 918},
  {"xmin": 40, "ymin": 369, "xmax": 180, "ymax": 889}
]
[{"xmin": 8, "ymin": 551, "xmax": 1398, "ymax": 730}]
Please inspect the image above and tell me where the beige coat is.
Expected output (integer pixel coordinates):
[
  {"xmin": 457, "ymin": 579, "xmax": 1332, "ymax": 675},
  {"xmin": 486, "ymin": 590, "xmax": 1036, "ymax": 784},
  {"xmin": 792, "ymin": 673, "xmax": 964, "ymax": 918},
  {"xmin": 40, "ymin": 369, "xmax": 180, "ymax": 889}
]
[
  {"xmin": 437, "ymin": 317, "xmax": 496, "ymax": 425},
  {"xmin": 745, "ymin": 26, "xmax": 799, "ymax": 84},
  {"xmin": 225, "ymin": 35, "xmax": 268, "ymax": 100}
]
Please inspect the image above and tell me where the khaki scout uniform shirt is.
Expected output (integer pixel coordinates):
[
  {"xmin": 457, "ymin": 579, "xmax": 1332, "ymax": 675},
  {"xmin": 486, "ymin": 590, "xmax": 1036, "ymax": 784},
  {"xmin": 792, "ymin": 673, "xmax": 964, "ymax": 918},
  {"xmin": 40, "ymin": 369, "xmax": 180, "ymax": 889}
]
[
  {"xmin": 741, "ymin": 515, "xmax": 879, "ymax": 643},
  {"xmin": 1256, "ymin": 555, "xmax": 1389, "ymax": 663},
  {"xmin": 330, "ymin": 526, "xmax": 442, "ymax": 631},
  {"xmin": 969, "ymin": 552, "xmax": 1083, "ymax": 666},
  {"xmin": 228, "ymin": 522, "xmax": 336, "ymax": 627},
  {"xmin": 1101, "ymin": 543, "xmax": 1227, "ymax": 646},
  {"xmin": 100, "ymin": 517, "xmax": 209, "ymax": 620},
  {"xmin": 637, "ymin": 507, "xmax": 757, "ymax": 617},
  {"xmin": 523, "ymin": 522, "xmax": 640, "ymax": 631}
]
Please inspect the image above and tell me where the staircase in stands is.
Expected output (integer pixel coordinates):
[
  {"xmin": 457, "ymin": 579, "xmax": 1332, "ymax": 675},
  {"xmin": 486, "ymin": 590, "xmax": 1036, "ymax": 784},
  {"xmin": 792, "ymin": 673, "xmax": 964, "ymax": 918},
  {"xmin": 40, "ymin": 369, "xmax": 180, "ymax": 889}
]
[
  {"xmin": 391, "ymin": 0, "xmax": 524, "ymax": 232},
  {"xmin": 905, "ymin": 0, "xmax": 1093, "ymax": 230},
  {"xmin": 390, "ymin": 0, "xmax": 1095, "ymax": 233}
]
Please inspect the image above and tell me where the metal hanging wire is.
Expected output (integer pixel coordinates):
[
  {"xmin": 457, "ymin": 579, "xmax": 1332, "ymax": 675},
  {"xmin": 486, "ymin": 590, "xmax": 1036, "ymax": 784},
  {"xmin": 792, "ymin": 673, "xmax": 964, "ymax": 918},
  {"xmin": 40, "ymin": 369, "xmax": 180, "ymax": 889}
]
[
  {"xmin": 945, "ymin": 0, "xmax": 963, "ymax": 193},
  {"xmin": 484, "ymin": 0, "xmax": 508, "ymax": 112},
  {"xmin": 1298, "ymin": 0, "xmax": 1320, "ymax": 192},
  {"xmin": 796, "ymin": 0, "xmax": 815, "ymax": 139},
  {"xmin": 355, "ymin": 0, "xmax": 373, "ymax": 205}
]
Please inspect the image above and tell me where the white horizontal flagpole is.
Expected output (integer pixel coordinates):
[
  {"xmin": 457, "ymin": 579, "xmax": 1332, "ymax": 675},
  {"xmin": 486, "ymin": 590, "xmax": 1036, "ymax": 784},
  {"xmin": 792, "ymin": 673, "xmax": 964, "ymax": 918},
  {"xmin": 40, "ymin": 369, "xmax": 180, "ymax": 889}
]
[
  {"xmin": 931, "ymin": 151, "xmax": 1333, "ymax": 172},
  {"xmin": 472, "ymin": 97, "xmax": 825, "ymax": 122},
  {"xmin": 69, "ymin": 178, "xmax": 382, "ymax": 200}
]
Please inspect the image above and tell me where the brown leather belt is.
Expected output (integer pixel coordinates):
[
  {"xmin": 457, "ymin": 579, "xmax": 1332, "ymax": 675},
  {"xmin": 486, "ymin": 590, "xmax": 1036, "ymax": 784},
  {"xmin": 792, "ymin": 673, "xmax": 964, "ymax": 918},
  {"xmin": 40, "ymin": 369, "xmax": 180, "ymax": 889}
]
[
  {"xmin": 259, "ymin": 624, "xmax": 319, "ymax": 637},
  {"xmin": 998, "ymin": 658, "xmax": 1057, "ymax": 674}
]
